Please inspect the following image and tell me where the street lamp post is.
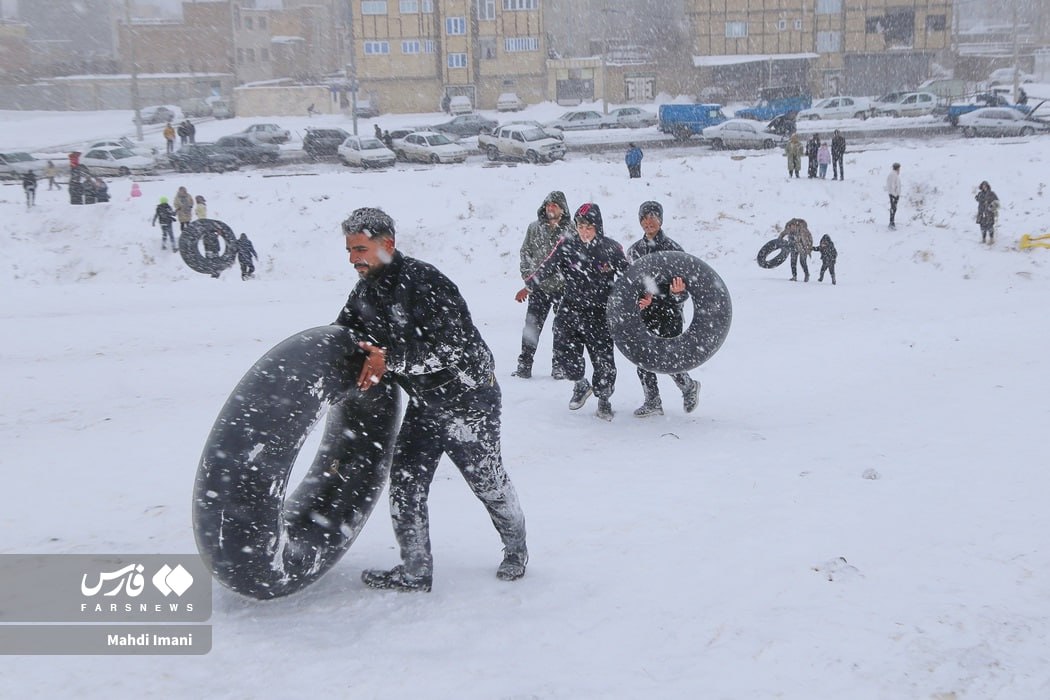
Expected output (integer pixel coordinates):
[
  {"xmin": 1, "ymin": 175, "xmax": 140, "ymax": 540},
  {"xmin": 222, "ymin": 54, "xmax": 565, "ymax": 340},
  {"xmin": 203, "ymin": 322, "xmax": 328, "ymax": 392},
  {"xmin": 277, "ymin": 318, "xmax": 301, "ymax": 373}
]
[{"xmin": 125, "ymin": 0, "xmax": 142, "ymax": 141}]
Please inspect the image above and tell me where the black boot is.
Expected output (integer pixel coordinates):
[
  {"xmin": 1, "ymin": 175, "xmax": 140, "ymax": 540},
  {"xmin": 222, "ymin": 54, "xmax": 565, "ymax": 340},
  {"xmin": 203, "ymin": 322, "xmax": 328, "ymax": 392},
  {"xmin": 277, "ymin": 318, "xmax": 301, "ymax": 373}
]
[
  {"xmin": 496, "ymin": 546, "xmax": 528, "ymax": 581},
  {"xmin": 361, "ymin": 565, "xmax": 432, "ymax": 592}
]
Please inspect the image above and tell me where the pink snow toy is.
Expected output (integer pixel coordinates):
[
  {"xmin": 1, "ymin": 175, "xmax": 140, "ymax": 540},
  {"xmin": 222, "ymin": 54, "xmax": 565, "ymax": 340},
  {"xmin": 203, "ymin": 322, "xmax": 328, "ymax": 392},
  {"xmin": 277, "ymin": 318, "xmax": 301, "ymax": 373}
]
[{"xmin": 130, "ymin": 182, "xmax": 142, "ymax": 198}]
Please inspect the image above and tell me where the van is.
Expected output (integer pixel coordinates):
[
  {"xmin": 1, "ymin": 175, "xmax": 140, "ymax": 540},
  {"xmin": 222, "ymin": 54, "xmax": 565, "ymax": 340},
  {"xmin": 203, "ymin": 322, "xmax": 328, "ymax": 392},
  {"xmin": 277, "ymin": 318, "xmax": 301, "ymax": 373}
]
[
  {"xmin": 657, "ymin": 104, "xmax": 728, "ymax": 139},
  {"xmin": 180, "ymin": 98, "xmax": 213, "ymax": 118},
  {"xmin": 918, "ymin": 78, "xmax": 967, "ymax": 101},
  {"xmin": 448, "ymin": 96, "xmax": 473, "ymax": 115}
]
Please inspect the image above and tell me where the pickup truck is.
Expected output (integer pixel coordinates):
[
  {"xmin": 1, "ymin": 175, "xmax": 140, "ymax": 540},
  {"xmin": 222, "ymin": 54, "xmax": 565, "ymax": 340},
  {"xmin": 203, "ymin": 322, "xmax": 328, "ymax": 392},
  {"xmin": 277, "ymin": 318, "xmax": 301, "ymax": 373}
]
[
  {"xmin": 941, "ymin": 93, "xmax": 1032, "ymax": 125},
  {"xmin": 735, "ymin": 86, "xmax": 812, "ymax": 121},
  {"xmin": 477, "ymin": 124, "xmax": 566, "ymax": 163},
  {"xmin": 657, "ymin": 103, "xmax": 728, "ymax": 139}
]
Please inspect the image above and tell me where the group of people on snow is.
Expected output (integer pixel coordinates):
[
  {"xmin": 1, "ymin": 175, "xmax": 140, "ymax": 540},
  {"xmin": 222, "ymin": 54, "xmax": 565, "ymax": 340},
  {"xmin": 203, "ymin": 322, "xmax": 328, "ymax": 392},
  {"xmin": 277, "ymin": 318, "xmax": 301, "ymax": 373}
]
[
  {"xmin": 785, "ymin": 131, "xmax": 846, "ymax": 180},
  {"xmin": 152, "ymin": 186, "xmax": 258, "ymax": 279}
]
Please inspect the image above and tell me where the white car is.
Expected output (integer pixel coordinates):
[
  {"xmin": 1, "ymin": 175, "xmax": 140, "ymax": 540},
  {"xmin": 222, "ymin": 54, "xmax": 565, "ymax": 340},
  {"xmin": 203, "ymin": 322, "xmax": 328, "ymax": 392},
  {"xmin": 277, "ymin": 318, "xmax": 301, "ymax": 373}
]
[
  {"xmin": 601, "ymin": 107, "xmax": 658, "ymax": 129},
  {"xmin": 240, "ymin": 123, "xmax": 290, "ymax": 144},
  {"xmin": 393, "ymin": 131, "xmax": 468, "ymax": 164},
  {"xmin": 85, "ymin": 137, "xmax": 156, "ymax": 158},
  {"xmin": 545, "ymin": 110, "xmax": 606, "ymax": 131},
  {"xmin": 957, "ymin": 108, "xmax": 1050, "ymax": 137},
  {"xmin": 0, "ymin": 151, "xmax": 49, "ymax": 179},
  {"xmin": 797, "ymin": 96, "xmax": 871, "ymax": 121},
  {"xmin": 988, "ymin": 67, "xmax": 1037, "ymax": 86},
  {"xmin": 496, "ymin": 92, "xmax": 526, "ymax": 112},
  {"xmin": 872, "ymin": 91, "xmax": 939, "ymax": 117},
  {"xmin": 337, "ymin": 136, "xmax": 397, "ymax": 168},
  {"xmin": 78, "ymin": 147, "xmax": 157, "ymax": 176},
  {"xmin": 700, "ymin": 119, "xmax": 779, "ymax": 149}
]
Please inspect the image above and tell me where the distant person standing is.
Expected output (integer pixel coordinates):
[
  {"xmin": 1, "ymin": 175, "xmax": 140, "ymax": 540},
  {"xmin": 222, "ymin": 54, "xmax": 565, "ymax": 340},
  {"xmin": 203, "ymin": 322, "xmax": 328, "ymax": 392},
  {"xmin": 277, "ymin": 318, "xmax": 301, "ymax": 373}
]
[
  {"xmin": 44, "ymin": 160, "xmax": 60, "ymax": 190},
  {"xmin": 625, "ymin": 143, "xmax": 643, "ymax": 179},
  {"xmin": 374, "ymin": 124, "xmax": 383, "ymax": 140},
  {"xmin": 177, "ymin": 121, "xmax": 189, "ymax": 147},
  {"xmin": 831, "ymin": 130, "xmax": 846, "ymax": 180},
  {"xmin": 441, "ymin": 93, "xmax": 451, "ymax": 114},
  {"xmin": 163, "ymin": 121, "xmax": 176, "ymax": 154},
  {"xmin": 1018, "ymin": 87, "xmax": 1028, "ymax": 105},
  {"xmin": 152, "ymin": 196, "xmax": 177, "ymax": 252},
  {"xmin": 22, "ymin": 170, "xmax": 37, "ymax": 209},
  {"xmin": 806, "ymin": 134, "xmax": 820, "ymax": 178},
  {"xmin": 173, "ymin": 186, "xmax": 194, "ymax": 234},
  {"xmin": 186, "ymin": 119, "xmax": 196, "ymax": 144},
  {"xmin": 975, "ymin": 181, "xmax": 999, "ymax": 244},
  {"xmin": 237, "ymin": 233, "xmax": 259, "ymax": 280},
  {"xmin": 785, "ymin": 134, "xmax": 802, "ymax": 178},
  {"xmin": 886, "ymin": 162, "xmax": 902, "ymax": 229},
  {"xmin": 194, "ymin": 194, "xmax": 207, "ymax": 220},
  {"xmin": 817, "ymin": 141, "xmax": 831, "ymax": 179}
]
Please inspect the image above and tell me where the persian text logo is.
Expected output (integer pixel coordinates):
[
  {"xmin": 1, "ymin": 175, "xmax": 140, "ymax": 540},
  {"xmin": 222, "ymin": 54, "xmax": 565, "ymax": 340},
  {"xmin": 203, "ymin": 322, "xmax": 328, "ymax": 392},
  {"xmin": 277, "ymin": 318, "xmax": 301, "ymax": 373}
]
[
  {"xmin": 81, "ymin": 564, "xmax": 146, "ymax": 597},
  {"xmin": 152, "ymin": 564, "xmax": 194, "ymax": 597}
]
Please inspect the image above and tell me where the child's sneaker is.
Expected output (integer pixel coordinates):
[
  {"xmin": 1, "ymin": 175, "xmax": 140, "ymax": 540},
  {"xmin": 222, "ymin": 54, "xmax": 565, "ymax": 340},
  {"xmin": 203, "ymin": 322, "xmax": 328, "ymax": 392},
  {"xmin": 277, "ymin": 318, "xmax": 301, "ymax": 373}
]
[{"xmin": 568, "ymin": 380, "xmax": 592, "ymax": 410}]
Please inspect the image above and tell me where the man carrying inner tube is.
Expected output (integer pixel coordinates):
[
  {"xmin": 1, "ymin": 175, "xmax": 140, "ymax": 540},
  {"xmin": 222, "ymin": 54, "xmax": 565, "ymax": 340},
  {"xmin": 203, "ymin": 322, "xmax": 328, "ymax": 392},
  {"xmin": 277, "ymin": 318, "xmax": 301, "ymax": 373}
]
[
  {"xmin": 626, "ymin": 200, "xmax": 701, "ymax": 417},
  {"xmin": 336, "ymin": 207, "xmax": 528, "ymax": 592}
]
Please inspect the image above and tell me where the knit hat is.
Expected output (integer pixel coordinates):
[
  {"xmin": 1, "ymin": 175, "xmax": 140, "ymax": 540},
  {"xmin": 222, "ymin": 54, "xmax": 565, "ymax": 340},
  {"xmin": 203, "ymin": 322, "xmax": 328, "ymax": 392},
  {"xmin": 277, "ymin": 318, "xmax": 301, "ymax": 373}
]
[
  {"xmin": 342, "ymin": 207, "xmax": 396, "ymax": 239},
  {"xmin": 159, "ymin": 196, "xmax": 168, "ymax": 204},
  {"xmin": 573, "ymin": 202, "xmax": 604, "ymax": 236},
  {"xmin": 638, "ymin": 200, "xmax": 663, "ymax": 221}
]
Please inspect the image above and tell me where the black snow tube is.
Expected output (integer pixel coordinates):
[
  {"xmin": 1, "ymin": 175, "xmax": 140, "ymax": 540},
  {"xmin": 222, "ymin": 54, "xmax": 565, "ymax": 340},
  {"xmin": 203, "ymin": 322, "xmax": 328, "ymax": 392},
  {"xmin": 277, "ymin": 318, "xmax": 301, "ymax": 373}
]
[
  {"xmin": 607, "ymin": 251, "xmax": 733, "ymax": 375},
  {"xmin": 193, "ymin": 325, "xmax": 401, "ymax": 599},
  {"xmin": 179, "ymin": 219, "xmax": 238, "ymax": 276},
  {"xmin": 757, "ymin": 238, "xmax": 790, "ymax": 269}
]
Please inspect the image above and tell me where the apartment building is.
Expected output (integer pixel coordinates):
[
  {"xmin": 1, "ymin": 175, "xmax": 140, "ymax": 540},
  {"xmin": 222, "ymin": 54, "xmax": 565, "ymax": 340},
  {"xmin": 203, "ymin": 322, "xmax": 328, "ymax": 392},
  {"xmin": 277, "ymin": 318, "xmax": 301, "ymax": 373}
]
[
  {"xmin": 687, "ymin": 0, "xmax": 954, "ymax": 99},
  {"xmin": 350, "ymin": 0, "xmax": 546, "ymax": 113}
]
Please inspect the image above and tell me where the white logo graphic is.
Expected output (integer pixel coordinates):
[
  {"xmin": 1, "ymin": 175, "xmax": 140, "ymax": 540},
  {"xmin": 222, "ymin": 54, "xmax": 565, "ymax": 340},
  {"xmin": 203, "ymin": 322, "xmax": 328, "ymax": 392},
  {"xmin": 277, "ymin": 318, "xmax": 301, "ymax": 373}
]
[
  {"xmin": 152, "ymin": 564, "xmax": 194, "ymax": 597},
  {"xmin": 80, "ymin": 564, "xmax": 146, "ymax": 597}
]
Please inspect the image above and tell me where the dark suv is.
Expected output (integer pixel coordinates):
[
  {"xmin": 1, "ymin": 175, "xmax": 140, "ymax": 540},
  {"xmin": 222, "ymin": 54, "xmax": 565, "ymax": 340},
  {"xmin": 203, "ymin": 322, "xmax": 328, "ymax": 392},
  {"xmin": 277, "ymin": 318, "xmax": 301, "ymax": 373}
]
[
  {"xmin": 168, "ymin": 144, "xmax": 241, "ymax": 173},
  {"xmin": 303, "ymin": 128, "xmax": 350, "ymax": 159},
  {"xmin": 213, "ymin": 135, "xmax": 280, "ymax": 164}
]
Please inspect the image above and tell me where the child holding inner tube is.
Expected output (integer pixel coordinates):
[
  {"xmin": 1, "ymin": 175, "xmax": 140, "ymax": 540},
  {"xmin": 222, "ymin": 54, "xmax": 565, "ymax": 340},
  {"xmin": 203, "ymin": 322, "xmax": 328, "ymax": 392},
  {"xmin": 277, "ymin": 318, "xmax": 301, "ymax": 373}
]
[
  {"xmin": 779, "ymin": 217, "xmax": 813, "ymax": 282},
  {"xmin": 626, "ymin": 200, "xmax": 701, "ymax": 417},
  {"xmin": 516, "ymin": 202, "xmax": 628, "ymax": 421},
  {"xmin": 336, "ymin": 207, "xmax": 528, "ymax": 592}
]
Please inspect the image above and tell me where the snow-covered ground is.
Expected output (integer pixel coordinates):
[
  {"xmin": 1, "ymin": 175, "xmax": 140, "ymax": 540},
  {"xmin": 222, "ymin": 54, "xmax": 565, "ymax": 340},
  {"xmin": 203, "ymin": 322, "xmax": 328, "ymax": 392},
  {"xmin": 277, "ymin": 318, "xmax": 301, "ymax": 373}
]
[{"xmin": 1, "ymin": 106, "xmax": 1049, "ymax": 699}]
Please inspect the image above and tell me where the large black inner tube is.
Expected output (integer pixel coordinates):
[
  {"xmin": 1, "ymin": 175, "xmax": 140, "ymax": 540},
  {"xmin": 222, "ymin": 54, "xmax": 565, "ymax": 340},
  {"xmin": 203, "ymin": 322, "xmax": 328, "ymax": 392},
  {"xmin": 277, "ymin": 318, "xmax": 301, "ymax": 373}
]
[
  {"xmin": 757, "ymin": 238, "xmax": 790, "ymax": 269},
  {"xmin": 179, "ymin": 219, "xmax": 238, "ymax": 276},
  {"xmin": 607, "ymin": 251, "xmax": 732, "ymax": 375},
  {"xmin": 193, "ymin": 325, "xmax": 401, "ymax": 600}
]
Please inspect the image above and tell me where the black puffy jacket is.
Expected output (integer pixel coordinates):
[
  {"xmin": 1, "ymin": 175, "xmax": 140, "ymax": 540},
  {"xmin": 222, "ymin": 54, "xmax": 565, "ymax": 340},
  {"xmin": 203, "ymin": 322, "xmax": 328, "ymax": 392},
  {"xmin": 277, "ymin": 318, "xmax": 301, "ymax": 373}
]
[{"xmin": 626, "ymin": 230, "xmax": 688, "ymax": 334}]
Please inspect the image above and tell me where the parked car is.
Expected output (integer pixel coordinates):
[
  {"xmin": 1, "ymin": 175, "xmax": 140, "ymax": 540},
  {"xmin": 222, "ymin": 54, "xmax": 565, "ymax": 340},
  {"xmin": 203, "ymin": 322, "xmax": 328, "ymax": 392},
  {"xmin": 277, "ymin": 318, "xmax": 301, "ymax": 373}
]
[
  {"xmin": 179, "ymin": 98, "xmax": 212, "ymax": 118},
  {"xmin": 337, "ymin": 135, "xmax": 397, "ymax": 168},
  {"xmin": 545, "ymin": 110, "xmax": 606, "ymax": 131},
  {"xmin": 430, "ymin": 114, "xmax": 499, "ymax": 138},
  {"xmin": 0, "ymin": 151, "xmax": 49, "ymax": 179},
  {"xmin": 797, "ymin": 96, "xmax": 871, "ymax": 120},
  {"xmin": 499, "ymin": 120, "xmax": 564, "ymax": 141},
  {"xmin": 734, "ymin": 85, "xmax": 812, "ymax": 121},
  {"xmin": 942, "ymin": 93, "xmax": 1032, "ymax": 125},
  {"xmin": 239, "ymin": 123, "xmax": 290, "ymax": 144},
  {"xmin": 957, "ymin": 107, "xmax": 1050, "ymax": 137},
  {"xmin": 85, "ymin": 137, "xmax": 156, "ymax": 158},
  {"xmin": 988, "ymin": 67, "xmax": 1037, "ymax": 86},
  {"xmin": 79, "ymin": 147, "xmax": 156, "ymax": 176},
  {"xmin": 766, "ymin": 111, "xmax": 798, "ymax": 136},
  {"xmin": 872, "ymin": 91, "xmax": 939, "ymax": 117},
  {"xmin": 167, "ymin": 143, "xmax": 242, "ymax": 173},
  {"xmin": 700, "ymin": 119, "xmax": 780, "ymax": 149},
  {"xmin": 393, "ymin": 131, "xmax": 468, "ymax": 164},
  {"xmin": 354, "ymin": 98, "xmax": 380, "ymax": 118},
  {"xmin": 496, "ymin": 93, "xmax": 526, "ymax": 112},
  {"xmin": 448, "ymin": 96, "xmax": 473, "ymax": 115},
  {"xmin": 134, "ymin": 105, "xmax": 176, "ymax": 125},
  {"xmin": 302, "ymin": 127, "xmax": 351, "ymax": 159},
  {"xmin": 477, "ymin": 124, "xmax": 566, "ymax": 163},
  {"xmin": 601, "ymin": 107, "xmax": 658, "ymax": 129},
  {"xmin": 212, "ymin": 135, "xmax": 280, "ymax": 164},
  {"xmin": 208, "ymin": 99, "xmax": 234, "ymax": 119}
]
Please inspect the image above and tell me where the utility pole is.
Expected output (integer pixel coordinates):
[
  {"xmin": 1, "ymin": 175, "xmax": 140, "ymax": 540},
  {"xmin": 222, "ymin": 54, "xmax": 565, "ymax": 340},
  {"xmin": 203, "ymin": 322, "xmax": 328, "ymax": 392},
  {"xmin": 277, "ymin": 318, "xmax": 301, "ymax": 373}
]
[
  {"xmin": 125, "ymin": 0, "xmax": 142, "ymax": 141},
  {"xmin": 1011, "ymin": 0, "xmax": 1020, "ymax": 103}
]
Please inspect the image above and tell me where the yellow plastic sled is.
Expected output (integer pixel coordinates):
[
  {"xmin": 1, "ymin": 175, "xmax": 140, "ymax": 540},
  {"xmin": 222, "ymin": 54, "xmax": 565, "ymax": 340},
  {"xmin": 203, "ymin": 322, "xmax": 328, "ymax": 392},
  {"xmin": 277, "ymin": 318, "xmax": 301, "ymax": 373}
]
[{"xmin": 1020, "ymin": 233, "xmax": 1050, "ymax": 250}]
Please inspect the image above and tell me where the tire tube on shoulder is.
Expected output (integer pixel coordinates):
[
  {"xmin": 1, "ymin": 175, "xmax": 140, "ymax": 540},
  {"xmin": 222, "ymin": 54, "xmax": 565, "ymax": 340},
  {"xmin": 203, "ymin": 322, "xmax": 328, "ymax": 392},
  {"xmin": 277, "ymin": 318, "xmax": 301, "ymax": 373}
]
[
  {"xmin": 757, "ymin": 238, "xmax": 790, "ymax": 269},
  {"xmin": 179, "ymin": 218, "xmax": 238, "ymax": 276},
  {"xmin": 607, "ymin": 251, "xmax": 733, "ymax": 375},
  {"xmin": 192, "ymin": 325, "xmax": 401, "ymax": 600}
]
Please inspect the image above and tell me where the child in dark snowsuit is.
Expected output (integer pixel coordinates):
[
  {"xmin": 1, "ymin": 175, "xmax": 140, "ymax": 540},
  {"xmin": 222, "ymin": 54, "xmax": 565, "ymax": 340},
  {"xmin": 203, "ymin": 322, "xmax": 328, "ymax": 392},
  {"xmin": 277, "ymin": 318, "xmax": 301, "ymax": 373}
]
[
  {"xmin": 814, "ymin": 234, "xmax": 837, "ymax": 285},
  {"xmin": 237, "ymin": 233, "xmax": 258, "ymax": 280},
  {"xmin": 152, "ymin": 196, "xmax": 177, "ymax": 251}
]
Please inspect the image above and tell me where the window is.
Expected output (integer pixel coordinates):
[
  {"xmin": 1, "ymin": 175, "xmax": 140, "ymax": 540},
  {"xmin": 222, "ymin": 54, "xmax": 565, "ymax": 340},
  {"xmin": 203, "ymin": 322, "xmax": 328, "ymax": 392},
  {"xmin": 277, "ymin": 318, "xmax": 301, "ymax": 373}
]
[
  {"xmin": 402, "ymin": 40, "xmax": 420, "ymax": 54},
  {"xmin": 362, "ymin": 1, "xmax": 388, "ymax": 15},
  {"xmin": 423, "ymin": 39, "xmax": 435, "ymax": 53},
  {"xmin": 503, "ymin": 0, "xmax": 537, "ymax": 9},
  {"xmin": 446, "ymin": 17, "xmax": 466, "ymax": 35},
  {"xmin": 245, "ymin": 16, "xmax": 253, "ymax": 30},
  {"xmin": 447, "ymin": 53, "xmax": 467, "ymax": 68},
  {"xmin": 866, "ymin": 17, "xmax": 883, "ymax": 33},
  {"xmin": 776, "ymin": 19, "xmax": 787, "ymax": 31},
  {"xmin": 794, "ymin": 19, "xmax": 803, "ymax": 30},
  {"xmin": 422, "ymin": 0, "xmax": 433, "ymax": 11},
  {"xmin": 926, "ymin": 14, "xmax": 946, "ymax": 31},
  {"xmin": 479, "ymin": 0, "xmax": 496, "ymax": 20},
  {"xmin": 505, "ymin": 36, "xmax": 539, "ymax": 52},
  {"xmin": 364, "ymin": 41, "xmax": 390, "ymax": 54},
  {"xmin": 399, "ymin": 0, "xmax": 419, "ymax": 11},
  {"xmin": 725, "ymin": 21, "xmax": 747, "ymax": 38},
  {"xmin": 816, "ymin": 31, "xmax": 842, "ymax": 52},
  {"xmin": 480, "ymin": 37, "xmax": 497, "ymax": 59},
  {"xmin": 816, "ymin": 0, "xmax": 842, "ymax": 14}
]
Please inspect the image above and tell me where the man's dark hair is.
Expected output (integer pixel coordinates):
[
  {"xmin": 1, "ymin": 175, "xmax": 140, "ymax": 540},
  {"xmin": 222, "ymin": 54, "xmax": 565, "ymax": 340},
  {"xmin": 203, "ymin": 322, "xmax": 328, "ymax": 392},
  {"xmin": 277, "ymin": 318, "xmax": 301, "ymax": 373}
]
[{"xmin": 342, "ymin": 207, "xmax": 395, "ymax": 239}]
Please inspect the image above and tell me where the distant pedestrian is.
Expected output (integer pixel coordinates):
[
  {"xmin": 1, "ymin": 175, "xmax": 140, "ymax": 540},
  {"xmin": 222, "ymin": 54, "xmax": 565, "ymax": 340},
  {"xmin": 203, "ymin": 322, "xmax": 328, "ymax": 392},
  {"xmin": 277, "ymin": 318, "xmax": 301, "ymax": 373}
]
[
  {"xmin": 779, "ymin": 217, "xmax": 813, "ymax": 282},
  {"xmin": 886, "ymin": 163, "xmax": 901, "ymax": 229},
  {"xmin": 237, "ymin": 233, "xmax": 259, "ymax": 280},
  {"xmin": 814, "ymin": 234, "xmax": 837, "ymax": 284},
  {"xmin": 785, "ymin": 134, "xmax": 802, "ymax": 178},
  {"xmin": 152, "ymin": 196, "xmax": 177, "ymax": 251},
  {"xmin": 975, "ymin": 181, "xmax": 999, "ymax": 244},
  {"xmin": 382, "ymin": 130, "xmax": 393, "ymax": 149},
  {"xmin": 45, "ymin": 160, "xmax": 60, "ymax": 190},
  {"xmin": 441, "ymin": 93, "xmax": 451, "ymax": 114},
  {"xmin": 22, "ymin": 170, "xmax": 37, "ymax": 209},
  {"xmin": 194, "ymin": 194, "xmax": 207, "ymax": 220},
  {"xmin": 177, "ymin": 121, "xmax": 189, "ymax": 147},
  {"xmin": 374, "ymin": 124, "xmax": 383, "ymax": 140},
  {"xmin": 93, "ymin": 177, "xmax": 109, "ymax": 203},
  {"xmin": 163, "ymin": 121, "xmax": 176, "ymax": 154},
  {"xmin": 831, "ymin": 130, "xmax": 846, "ymax": 180},
  {"xmin": 186, "ymin": 120, "xmax": 196, "ymax": 144},
  {"xmin": 173, "ymin": 186, "xmax": 194, "ymax": 234},
  {"xmin": 1018, "ymin": 88, "xmax": 1028, "ymax": 105},
  {"xmin": 625, "ymin": 142, "xmax": 643, "ymax": 179},
  {"xmin": 306, "ymin": 103, "xmax": 318, "ymax": 117},
  {"xmin": 806, "ymin": 134, "xmax": 820, "ymax": 178},
  {"xmin": 817, "ymin": 142, "xmax": 831, "ymax": 179}
]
